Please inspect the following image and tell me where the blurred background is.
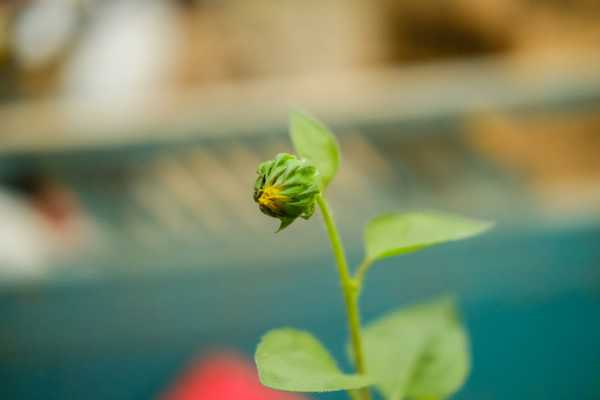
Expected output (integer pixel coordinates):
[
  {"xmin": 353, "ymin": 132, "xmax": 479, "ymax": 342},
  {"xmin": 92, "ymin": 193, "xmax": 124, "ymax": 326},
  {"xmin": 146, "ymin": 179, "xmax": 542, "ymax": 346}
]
[{"xmin": 1, "ymin": 0, "xmax": 600, "ymax": 399}]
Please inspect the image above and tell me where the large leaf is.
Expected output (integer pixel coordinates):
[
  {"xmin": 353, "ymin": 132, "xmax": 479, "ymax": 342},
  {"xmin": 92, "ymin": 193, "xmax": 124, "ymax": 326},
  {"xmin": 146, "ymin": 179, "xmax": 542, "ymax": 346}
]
[
  {"xmin": 365, "ymin": 211, "xmax": 493, "ymax": 261},
  {"xmin": 256, "ymin": 328, "xmax": 372, "ymax": 392},
  {"xmin": 358, "ymin": 297, "xmax": 470, "ymax": 400},
  {"xmin": 290, "ymin": 111, "xmax": 340, "ymax": 189}
]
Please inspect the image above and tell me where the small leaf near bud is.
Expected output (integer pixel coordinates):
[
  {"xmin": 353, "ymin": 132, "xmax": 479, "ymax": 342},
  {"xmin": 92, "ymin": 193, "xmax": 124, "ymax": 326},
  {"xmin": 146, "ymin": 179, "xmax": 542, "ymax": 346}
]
[{"xmin": 253, "ymin": 153, "xmax": 321, "ymax": 231}]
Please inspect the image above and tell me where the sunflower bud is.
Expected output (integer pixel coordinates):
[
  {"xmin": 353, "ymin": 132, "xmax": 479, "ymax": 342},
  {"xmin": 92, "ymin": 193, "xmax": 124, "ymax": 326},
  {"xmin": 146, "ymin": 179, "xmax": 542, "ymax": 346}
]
[{"xmin": 253, "ymin": 153, "xmax": 321, "ymax": 231}]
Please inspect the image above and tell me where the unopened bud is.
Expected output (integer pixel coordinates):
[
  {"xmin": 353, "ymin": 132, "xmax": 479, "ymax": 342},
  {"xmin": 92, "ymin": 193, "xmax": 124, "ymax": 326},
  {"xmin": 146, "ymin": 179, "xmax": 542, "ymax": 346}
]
[{"xmin": 253, "ymin": 153, "xmax": 321, "ymax": 231}]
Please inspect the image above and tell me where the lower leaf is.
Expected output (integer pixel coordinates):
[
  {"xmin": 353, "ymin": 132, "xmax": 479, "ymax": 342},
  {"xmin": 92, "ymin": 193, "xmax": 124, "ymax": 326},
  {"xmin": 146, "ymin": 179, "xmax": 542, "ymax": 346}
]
[{"xmin": 256, "ymin": 328, "xmax": 372, "ymax": 392}]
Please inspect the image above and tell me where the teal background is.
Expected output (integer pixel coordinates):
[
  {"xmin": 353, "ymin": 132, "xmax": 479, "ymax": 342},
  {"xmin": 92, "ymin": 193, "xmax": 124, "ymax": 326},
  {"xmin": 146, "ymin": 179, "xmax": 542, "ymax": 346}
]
[{"xmin": 1, "ymin": 222, "xmax": 599, "ymax": 399}]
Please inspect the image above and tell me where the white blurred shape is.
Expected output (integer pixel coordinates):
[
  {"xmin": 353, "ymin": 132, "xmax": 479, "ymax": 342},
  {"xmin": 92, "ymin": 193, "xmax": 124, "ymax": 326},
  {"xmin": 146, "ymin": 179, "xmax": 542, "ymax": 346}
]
[
  {"xmin": 61, "ymin": 1, "xmax": 178, "ymax": 109},
  {"xmin": 12, "ymin": 0, "xmax": 78, "ymax": 69},
  {"xmin": 0, "ymin": 190, "xmax": 51, "ymax": 280},
  {"xmin": 0, "ymin": 186, "xmax": 100, "ymax": 282}
]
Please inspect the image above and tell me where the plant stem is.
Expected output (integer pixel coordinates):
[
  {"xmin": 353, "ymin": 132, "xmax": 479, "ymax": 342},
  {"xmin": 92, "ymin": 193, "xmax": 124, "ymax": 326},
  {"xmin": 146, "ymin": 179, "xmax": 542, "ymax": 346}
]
[{"xmin": 316, "ymin": 194, "xmax": 371, "ymax": 400}]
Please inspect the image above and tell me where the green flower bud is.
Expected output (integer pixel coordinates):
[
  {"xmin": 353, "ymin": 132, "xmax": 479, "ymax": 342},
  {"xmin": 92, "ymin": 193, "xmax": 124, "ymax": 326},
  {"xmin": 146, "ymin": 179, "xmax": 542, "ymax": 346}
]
[{"xmin": 253, "ymin": 153, "xmax": 321, "ymax": 231}]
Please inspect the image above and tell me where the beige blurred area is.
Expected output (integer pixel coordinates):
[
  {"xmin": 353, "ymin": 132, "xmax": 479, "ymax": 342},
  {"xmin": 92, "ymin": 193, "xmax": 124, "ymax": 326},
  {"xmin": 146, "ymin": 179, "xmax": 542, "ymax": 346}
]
[
  {"xmin": 1, "ymin": 0, "xmax": 600, "ymax": 278},
  {"xmin": 467, "ymin": 112, "xmax": 600, "ymax": 215},
  {"xmin": 2, "ymin": 0, "xmax": 600, "ymax": 99}
]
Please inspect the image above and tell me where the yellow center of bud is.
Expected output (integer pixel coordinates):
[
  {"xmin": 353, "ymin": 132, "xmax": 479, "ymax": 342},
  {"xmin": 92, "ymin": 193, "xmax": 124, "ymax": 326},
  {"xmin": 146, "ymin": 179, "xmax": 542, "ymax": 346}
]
[{"xmin": 258, "ymin": 185, "xmax": 288, "ymax": 209}]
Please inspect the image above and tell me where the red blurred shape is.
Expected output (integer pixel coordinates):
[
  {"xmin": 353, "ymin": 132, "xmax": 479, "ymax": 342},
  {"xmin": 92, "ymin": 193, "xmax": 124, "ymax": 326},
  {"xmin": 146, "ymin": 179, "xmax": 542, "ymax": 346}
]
[{"xmin": 162, "ymin": 353, "xmax": 308, "ymax": 400}]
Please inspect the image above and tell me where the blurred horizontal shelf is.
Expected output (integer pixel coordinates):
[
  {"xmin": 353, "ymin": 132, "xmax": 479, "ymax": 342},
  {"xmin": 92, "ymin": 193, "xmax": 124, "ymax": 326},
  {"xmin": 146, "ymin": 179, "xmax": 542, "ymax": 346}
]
[{"xmin": 1, "ymin": 55, "xmax": 600, "ymax": 158}]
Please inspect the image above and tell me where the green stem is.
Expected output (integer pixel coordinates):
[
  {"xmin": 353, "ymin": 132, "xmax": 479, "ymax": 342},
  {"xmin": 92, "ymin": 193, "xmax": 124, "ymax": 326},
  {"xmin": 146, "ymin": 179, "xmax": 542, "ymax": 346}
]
[{"xmin": 316, "ymin": 194, "xmax": 371, "ymax": 400}]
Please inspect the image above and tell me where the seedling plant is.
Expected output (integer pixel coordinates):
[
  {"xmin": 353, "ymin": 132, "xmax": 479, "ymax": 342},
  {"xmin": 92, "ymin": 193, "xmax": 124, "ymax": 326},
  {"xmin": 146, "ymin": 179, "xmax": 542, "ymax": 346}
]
[{"xmin": 252, "ymin": 112, "xmax": 492, "ymax": 400}]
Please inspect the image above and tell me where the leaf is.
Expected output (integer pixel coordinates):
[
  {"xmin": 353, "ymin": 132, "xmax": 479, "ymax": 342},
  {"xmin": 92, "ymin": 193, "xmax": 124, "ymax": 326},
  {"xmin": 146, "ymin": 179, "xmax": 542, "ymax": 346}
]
[
  {"xmin": 364, "ymin": 211, "xmax": 493, "ymax": 261},
  {"xmin": 406, "ymin": 322, "xmax": 469, "ymax": 399},
  {"xmin": 256, "ymin": 328, "xmax": 372, "ymax": 392},
  {"xmin": 358, "ymin": 297, "xmax": 470, "ymax": 400},
  {"xmin": 290, "ymin": 111, "xmax": 340, "ymax": 189}
]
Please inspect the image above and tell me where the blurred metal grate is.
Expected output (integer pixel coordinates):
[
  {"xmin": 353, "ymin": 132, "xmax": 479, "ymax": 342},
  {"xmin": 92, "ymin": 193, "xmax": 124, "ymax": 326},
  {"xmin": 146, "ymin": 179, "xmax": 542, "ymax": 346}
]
[{"xmin": 0, "ymin": 56, "xmax": 599, "ymax": 277}]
